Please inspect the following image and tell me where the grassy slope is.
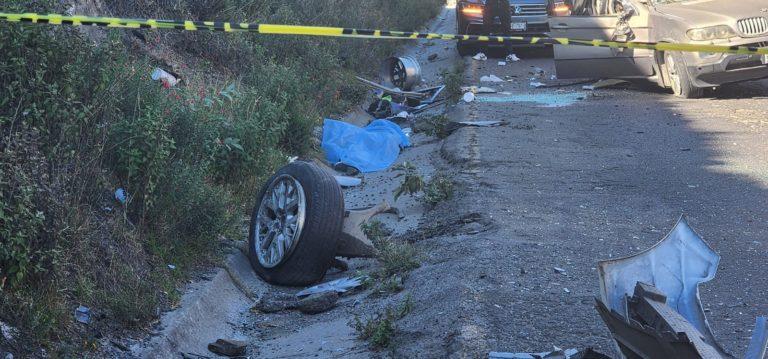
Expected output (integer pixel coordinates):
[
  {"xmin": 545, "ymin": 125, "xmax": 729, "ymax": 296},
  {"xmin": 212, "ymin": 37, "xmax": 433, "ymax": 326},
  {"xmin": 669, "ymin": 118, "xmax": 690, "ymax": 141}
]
[{"xmin": 0, "ymin": 0, "xmax": 444, "ymax": 355}]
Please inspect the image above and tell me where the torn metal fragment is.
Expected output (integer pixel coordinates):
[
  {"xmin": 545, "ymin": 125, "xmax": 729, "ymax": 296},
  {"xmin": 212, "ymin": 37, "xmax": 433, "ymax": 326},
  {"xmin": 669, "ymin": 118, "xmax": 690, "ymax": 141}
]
[
  {"xmin": 597, "ymin": 216, "xmax": 725, "ymax": 354},
  {"xmin": 597, "ymin": 282, "xmax": 729, "ymax": 359},
  {"xmin": 296, "ymin": 276, "xmax": 365, "ymax": 297}
]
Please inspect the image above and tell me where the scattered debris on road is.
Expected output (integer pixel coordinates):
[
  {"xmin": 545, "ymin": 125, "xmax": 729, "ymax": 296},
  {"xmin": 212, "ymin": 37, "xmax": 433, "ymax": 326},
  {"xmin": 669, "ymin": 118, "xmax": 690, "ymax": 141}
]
[
  {"xmin": 498, "ymin": 61, "xmax": 507, "ymax": 66},
  {"xmin": 530, "ymin": 81, "xmax": 546, "ymax": 88},
  {"xmin": 489, "ymin": 347, "xmax": 610, "ymax": 359},
  {"xmin": 582, "ymin": 79, "xmax": 629, "ymax": 91},
  {"xmin": 506, "ymin": 54, "xmax": 520, "ymax": 62},
  {"xmin": 461, "ymin": 86, "xmax": 497, "ymax": 94},
  {"xmin": 207, "ymin": 339, "xmax": 247, "ymax": 357},
  {"xmin": 481, "ymin": 75, "xmax": 504, "ymax": 83},
  {"xmin": 473, "ymin": 53, "xmax": 488, "ymax": 61},
  {"xmin": 296, "ymin": 276, "xmax": 367, "ymax": 297}
]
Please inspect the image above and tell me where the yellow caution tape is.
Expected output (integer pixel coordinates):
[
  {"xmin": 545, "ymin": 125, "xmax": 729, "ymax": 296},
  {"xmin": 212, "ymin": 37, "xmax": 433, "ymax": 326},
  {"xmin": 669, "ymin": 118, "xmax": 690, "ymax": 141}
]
[{"xmin": 1, "ymin": 12, "xmax": 767, "ymax": 56}]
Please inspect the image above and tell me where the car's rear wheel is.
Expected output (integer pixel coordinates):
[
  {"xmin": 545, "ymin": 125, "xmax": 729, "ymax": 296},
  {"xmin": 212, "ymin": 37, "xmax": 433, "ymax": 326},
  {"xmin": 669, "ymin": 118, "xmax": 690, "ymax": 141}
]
[
  {"xmin": 247, "ymin": 161, "xmax": 344, "ymax": 286},
  {"xmin": 665, "ymin": 52, "xmax": 704, "ymax": 99}
]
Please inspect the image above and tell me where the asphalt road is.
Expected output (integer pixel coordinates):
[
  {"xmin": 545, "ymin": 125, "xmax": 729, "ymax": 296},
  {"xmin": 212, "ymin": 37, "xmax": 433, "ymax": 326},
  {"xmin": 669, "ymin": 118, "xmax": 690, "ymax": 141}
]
[{"xmin": 393, "ymin": 11, "xmax": 768, "ymax": 359}]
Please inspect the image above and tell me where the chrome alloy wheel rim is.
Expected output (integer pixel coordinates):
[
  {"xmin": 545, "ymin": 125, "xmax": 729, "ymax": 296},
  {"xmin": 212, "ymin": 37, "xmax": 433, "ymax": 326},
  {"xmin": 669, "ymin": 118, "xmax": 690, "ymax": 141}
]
[{"xmin": 254, "ymin": 174, "xmax": 306, "ymax": 268}]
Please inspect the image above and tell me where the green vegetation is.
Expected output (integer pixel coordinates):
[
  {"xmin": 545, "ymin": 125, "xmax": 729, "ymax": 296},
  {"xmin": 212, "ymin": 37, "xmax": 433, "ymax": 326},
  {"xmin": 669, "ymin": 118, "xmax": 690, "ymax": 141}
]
[
  {"xmin": 443, "ymin": 64, "xmax": 466, "ymax": 101},
  {"xmin": 0, "ymin": 0, "xmax": 444, "ymax": 352},
  {"xmin": 354, "ymin": 295, "xmax": 414, "ymax": 349},
  {"xmin": 423, "ymin": 174, "xmax": 455, "ymax": 206},
  {"xmin": 361, "ymin": 220, "xmax": 419, "ymax": 295},
  {"xmin": 420, "ymin": 114, "xmax": 451, "ymax": 139},
  {"xmin": 393, "ymin": 162, "xmax": 426, "ymax": 202}
]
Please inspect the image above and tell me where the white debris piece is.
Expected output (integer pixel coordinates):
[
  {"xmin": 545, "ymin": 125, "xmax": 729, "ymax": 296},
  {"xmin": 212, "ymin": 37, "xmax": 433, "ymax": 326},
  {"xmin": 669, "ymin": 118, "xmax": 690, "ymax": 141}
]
[
  {"xmin": 296, "ymin": 276, "xmax": 366, "ymax": 297},
  {"xmin": 472, "ymin": 52, "xmax": 488, "ymax": 61},
  {"xmin": 462, "ymin": 92, "xmax": 476, "ymax": 103},
  {"xmin": 461, "ymin": 86, "xmax": 497, "ymax": 94},
  {"xmin": 335, "ymin": 176, "xmax": 362, "ymax": 187},
  {"xmin": 151, "ymin": 68, "xmax": 179, "ymax": 87},
  {"xmin": 506, "ymin": 54, "xmax": 521, "ymax": 62},
  {"xmin": 550, "ymin": 74, "xmax": 558, "ymax": 80},
  {"xmin": 481, "ymin": 75, "xmax": 504, "ymax": 83},
  {"xmin": 498, "ymin": 61, "xmax": 507, "ymax": 66},
  {"xmin": 530, "ymin": 81, "xmax": 546, "ymax": 88},
  {"xmin": 489, "ymin": 348, "xmax": 579, "ymax": 359}
]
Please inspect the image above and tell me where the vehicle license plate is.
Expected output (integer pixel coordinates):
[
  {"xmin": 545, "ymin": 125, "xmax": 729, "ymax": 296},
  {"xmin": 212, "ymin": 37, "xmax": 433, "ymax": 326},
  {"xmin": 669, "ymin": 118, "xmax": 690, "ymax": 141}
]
[{"xmin": 511, "ymin": 22, "xmax": 527, "ymax": 31}]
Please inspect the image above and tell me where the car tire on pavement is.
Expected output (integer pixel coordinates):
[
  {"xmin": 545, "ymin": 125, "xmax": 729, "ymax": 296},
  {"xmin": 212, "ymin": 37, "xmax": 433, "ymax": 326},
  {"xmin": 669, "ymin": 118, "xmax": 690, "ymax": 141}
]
[
  {"xmin": 247, "ymin": 161, "xmax": 344, "ymax": 286},
  {"xmin": 665, "ymin": 52, "xmax": 704, "ymax": 99}
]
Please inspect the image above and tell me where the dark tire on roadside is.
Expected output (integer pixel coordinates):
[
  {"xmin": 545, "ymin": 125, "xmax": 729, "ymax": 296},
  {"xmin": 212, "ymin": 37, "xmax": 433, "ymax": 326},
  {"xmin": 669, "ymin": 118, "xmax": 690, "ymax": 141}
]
[
  {"xmin": 665, "ymin": 51, "xmax": 704, "ymax": 99},
  {"xmin": 247, "ymin": 161, "xmax": 344, "ymax": 286}
]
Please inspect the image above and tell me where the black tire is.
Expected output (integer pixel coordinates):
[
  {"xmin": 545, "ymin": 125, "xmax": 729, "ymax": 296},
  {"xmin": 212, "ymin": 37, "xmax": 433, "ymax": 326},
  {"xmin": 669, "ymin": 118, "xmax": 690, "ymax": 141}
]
[
  {"xmin": 247, "ymin": 161, "xmax": 344, "ymax": 286},
  {"xmin": 665, "ymin": 52, "xmax": 704, "ymax": 99}
]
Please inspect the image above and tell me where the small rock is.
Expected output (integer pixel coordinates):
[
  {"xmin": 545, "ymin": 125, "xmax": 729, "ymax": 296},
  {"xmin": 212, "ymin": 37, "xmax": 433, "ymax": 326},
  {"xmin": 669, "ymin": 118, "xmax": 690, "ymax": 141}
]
[
  {"xmin": 564, "ymin": 288, "xmax": 571, "ymax": 294},
  {"xmin": 428, "ymin": 53, "xmax": 438, "ymax": 62},
  {"xmin": 252, "ymin": 292, "xmax": 298, "ymax": 313},
  {"xmin": 554, "ymin": 267, "xmax": 567, "ymax": 275},
  {"xmin": 297, "ymin": 291, "xmax": 339, "ymax": 314},
  {"xmin": 208, "ymin": 339, "xmax": 247, "ymax": 357}
]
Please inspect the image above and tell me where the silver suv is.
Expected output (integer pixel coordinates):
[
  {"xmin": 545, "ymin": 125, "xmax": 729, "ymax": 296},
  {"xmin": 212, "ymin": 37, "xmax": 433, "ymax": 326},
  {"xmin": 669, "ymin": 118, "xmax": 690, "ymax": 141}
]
[{"xmin": 550, "ymin": 0, "xmax": 768, "ymax": 98}]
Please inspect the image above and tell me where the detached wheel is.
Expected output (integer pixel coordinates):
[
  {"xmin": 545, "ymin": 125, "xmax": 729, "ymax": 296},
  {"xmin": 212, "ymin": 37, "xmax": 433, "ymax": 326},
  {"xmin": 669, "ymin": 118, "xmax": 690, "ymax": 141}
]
[
  {"xmin": 248, "ymin": 161, "xmax": 344, "ymax": 286},
  {"xmin": 665, "ymin": 52, "xmax": 704, "ymax": 99}
]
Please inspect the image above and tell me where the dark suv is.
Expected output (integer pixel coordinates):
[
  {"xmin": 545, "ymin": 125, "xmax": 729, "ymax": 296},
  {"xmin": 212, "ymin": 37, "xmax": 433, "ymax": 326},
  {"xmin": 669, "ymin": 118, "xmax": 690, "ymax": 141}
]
[{"xmin": 456, "ymin": 0, "xmax": 569, "ymax": 55}]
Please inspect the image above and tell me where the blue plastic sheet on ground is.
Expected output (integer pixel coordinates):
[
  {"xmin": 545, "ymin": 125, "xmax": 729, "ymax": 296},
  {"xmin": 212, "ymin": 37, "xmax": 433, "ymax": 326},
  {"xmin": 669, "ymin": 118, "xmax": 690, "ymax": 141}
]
[{"xmin": 322, "ymin": 119, "xmax": 410, "ymax": 173}]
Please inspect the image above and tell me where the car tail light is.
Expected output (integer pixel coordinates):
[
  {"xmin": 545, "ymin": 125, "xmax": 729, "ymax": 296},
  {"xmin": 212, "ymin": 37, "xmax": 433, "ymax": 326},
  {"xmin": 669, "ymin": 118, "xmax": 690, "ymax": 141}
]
[
  {"xmin": 551, "ymin": 1, "xmax": 571, "ymax": 16},
  {"xmin": 461, "ymin": 4, "xmax": 484, "ymax": 15}
]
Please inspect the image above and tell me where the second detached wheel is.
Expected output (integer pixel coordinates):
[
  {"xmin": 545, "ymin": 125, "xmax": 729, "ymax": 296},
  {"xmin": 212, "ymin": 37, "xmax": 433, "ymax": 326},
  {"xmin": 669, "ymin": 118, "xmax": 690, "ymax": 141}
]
[{"xmin": 247, "ymin": 161, "xmax": 344, "ymax": 286}]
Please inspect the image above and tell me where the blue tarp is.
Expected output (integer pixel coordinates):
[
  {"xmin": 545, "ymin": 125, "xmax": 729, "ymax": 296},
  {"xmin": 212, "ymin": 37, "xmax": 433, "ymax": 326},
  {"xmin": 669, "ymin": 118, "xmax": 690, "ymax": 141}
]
[{"xmin": 322, "ymin": 119, "xmax": 410, "ymax": 173}]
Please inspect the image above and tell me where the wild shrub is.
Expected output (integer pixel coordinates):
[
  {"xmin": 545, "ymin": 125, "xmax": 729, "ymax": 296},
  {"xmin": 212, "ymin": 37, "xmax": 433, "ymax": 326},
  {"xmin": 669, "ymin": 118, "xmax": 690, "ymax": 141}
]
[{"xmin": 0, "ymin": 0, "xmax": 446, "ymax": 352}]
